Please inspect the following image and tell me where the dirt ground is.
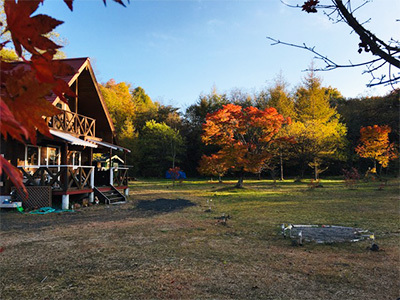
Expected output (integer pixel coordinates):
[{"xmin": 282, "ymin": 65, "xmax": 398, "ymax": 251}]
[
  {"xmin": 0, "ymin": 180, "xmax": 399, "ymax": 299},
  {"xmin": 0, "ymin": 198, "xmax": 195, "ymax": 232}
]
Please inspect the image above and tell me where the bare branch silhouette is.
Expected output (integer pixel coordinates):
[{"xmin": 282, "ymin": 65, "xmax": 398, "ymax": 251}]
[{"xmin": 272, "ymin": 0, "xmax": 399, "ymax": 88}]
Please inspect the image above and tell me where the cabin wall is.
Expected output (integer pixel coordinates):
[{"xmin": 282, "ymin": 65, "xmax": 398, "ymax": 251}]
[{"xmin": 1, "ymin": 134, "xmax": 95, "ymax": 196}]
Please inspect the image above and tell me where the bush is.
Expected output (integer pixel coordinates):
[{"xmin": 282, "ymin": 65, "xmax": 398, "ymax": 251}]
[{"xmin": 342, "ymin": 168, "xmax": 360, "ymax": 189}]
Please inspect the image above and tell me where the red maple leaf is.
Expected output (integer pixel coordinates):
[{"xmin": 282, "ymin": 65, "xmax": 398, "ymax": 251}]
[
  {"xmin": 30, "ymin": 54, "xmax": 76, "ymax": 102},
  {"xmin": 4, "ymin": 0, "xmax": 64, "ymax": 56},
  {"xmin": 1, "ymin": 63, "xmax": 60, "ymax": 143},
  {"xmin": 0, "ymin": 99, "xmax": 28, "ymax": 142},
  {"xmin": 63, "ymin": 0, "xmax": 74, "ymax": 11},
  {"xmin": 0, "ymin": 155, "xmax": 26, "ymax": 196},
  {"xmin": 302, "ymin": 0, "xmax": 319, "ymax": 13}
]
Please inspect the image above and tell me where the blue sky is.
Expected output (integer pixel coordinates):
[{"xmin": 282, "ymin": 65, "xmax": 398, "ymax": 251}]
[{"xmin": 39, "ymin": 0, "xmax": 399, "ymax": 111}]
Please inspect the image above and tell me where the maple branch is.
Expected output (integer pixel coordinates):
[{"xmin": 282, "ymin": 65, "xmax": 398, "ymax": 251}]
[
  {"xmin": 271, "ymin": 0, "xmax": 400, "ymax": 88},
  {"xmin": 333, "ymin": 0, "xmax": 400, "ymax": 67},
  {"xmin": 280, "ymin": 0, "xmax": 335, "ymax": 10},
  {"xmin": 367, "ymin": 75, "xmax": 400, "ymax": 87},
  {"xmin": 267, "ymin": 37, "xmax": 381, "ymax": 70}
]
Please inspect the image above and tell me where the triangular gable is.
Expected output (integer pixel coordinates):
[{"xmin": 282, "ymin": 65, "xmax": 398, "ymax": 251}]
[
  {"xmin": 7, "ymin": 57, "xmax": 117, "ymax": 143},
  {"xmin": 51, "ymin": 58, "xmax": 115, "ymax": 140}
]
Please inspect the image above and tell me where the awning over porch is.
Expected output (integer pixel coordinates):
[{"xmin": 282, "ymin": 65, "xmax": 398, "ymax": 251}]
[
  {"xmin": 86, "ymin": 138, "xmax": 131, "ymax": 153},
  {"xmin": 50, "ymin": 129, "xmax": 98, "ymax": 148}
]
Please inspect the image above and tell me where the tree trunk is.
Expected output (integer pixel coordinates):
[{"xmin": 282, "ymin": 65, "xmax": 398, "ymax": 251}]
[
  {"xmin": 218, "ymin": 175, "xmax": 222, "ymax": 183},
  {"xmin": 235, "ymin": 172, "xmax": 244, "ymax": 188},
  {"xmin": 171, "ymin": 140, "xmax": 176, "ymax": 169},
  {"xmin": 280, "ymin": 152, "xmax": 284, "ymax": 181},
  {"xmin": 300, "ymin": 162, "xmax": 306, "ymax": 179},
  {"xmin": 271, "ymin": 169, "xmax": 277, "ymax": 186},
  {"xmin": 314, "ymin": 158, "xmax": 319, "ymax": 181}
]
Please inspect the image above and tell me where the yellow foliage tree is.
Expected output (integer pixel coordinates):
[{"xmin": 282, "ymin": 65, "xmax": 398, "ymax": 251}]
[
  {"xmin": 288, "ymin": 70, "xmax": 347, "ymax": 179},
  {"xmin": 99, "ymin": 79, "xmax": 135, "ymax": 135}
]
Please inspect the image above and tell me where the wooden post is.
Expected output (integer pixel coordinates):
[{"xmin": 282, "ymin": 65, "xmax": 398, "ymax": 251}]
[
  {"xmin": 75, "ymin": 78, "xmax": 78, "ymax": 114},
  {"xmin": 74, "ymin": 79, "xmax": 78, "ymax": 134},
  {"xmin": 89, "ymin": 166, "xmax": 95, "ymax": 203},
  {"xmin": 89, "ymin": 147, "xmax": 93, "ymax": 166},
  {"xmin": 110, "ymin": 168, "xmax": 114, "ymax": 186},
  {"xmin": 62, "ymin": 143, "xmax": 68, "ymax": 191},
  {"xmin": 63, "ymin": 110, "xmax": 66, "ymax": 132},
  {"xmin": 62, "ymin": 194, "xmax": 69, "ymax": 210},
  {"xmin": 109, "ymin": 148, "xmax": 113, "ymax": 185}
]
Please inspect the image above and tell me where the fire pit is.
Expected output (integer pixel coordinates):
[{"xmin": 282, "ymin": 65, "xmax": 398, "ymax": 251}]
[{"xmin": 281, "ymin": 224, "xmax": 375, "ymax": 244}]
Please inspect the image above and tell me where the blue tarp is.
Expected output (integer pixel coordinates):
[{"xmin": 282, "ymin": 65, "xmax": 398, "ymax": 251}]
[{"xmin": 165, "ymin": 170, "xmax": 187, "ymax": 179}]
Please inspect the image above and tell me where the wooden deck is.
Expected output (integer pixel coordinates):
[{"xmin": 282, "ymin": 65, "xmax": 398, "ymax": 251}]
[{"xmin": 18, "ymin": 165, "xmax": 129, "ymax": 196}]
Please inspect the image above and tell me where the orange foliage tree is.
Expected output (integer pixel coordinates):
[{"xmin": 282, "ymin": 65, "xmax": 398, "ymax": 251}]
[
  {"xmin": 197, "ymin": 154, "xmax": 229, "ymax": 183},
  {"xmin": 0, "ymin": 0, "xmax": 125, "ymax": 191},
  {"xmin": 201, "ymin": 104, "xmax": 289, "ymax": 187},
  {"xmin": 355, "ymin": 125, "xmax": 398, "ymax": 174}
]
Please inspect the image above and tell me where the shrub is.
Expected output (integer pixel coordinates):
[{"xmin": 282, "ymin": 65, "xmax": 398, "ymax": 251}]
[{"xmin": 342, "ymin": 168, "xmax": 360, "ymax": 189}]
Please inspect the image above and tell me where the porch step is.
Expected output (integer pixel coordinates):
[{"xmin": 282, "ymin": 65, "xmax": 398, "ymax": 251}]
[
  {"xmin": 94, "ymin": 186, "xmax": 126, "ymax": 205},
  {"xmin": 103, "ymin": 190, "xmax": 125, "ymax": 204}
]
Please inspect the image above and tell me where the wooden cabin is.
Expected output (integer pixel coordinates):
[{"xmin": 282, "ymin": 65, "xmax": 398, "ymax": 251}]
[{"xmin": 0, "ymin": 58, "xmax": 130, "ymax": 209}]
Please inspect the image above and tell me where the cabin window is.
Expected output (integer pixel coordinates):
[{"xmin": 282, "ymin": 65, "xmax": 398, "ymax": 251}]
[
  {"xmin": 40, "ymin": 147, "xmax": 47, "ymax": 165},
  {"xmin": 55, "ymin": 101, "xmax": 70, "ymax": 111},
  {"xmin": 47, "ymin": 147, "xmax": 61, "ymax": 166},
  {"xmin": 26, "ymin": 146, "xmax": 39, "ymax": 166},
  {"xmin": 25, "ymin": 146, "xmax": 61, "ymax": 167},
  {"xmin": 68, "ymin": 151, "xmax": 81, "ymax": 166}
]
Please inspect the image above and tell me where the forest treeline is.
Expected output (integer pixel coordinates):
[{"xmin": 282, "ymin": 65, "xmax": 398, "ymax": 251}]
[{"xmin": 99, "ymin": 72, "xmax": 399, "ymax": 180}]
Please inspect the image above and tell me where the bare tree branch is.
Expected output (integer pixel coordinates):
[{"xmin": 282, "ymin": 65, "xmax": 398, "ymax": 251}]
[
  {"xmin": 274, "ymin": 0, "xmax": 399, "ymax": 88},
  {"xmin": 267, "ymin": 37, "xmax": 381, "ymax": 69},
  {"xmin": 334, "ymin": 0, "xmax": 400, "ymax": 64}
]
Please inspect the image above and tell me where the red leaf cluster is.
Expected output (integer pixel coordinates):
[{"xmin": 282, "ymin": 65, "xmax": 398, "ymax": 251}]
[
  {"xmin": 167, "ymin": 167, "xmax": 182, "ymax": 181},
  {"xmin": 4, "ymin": 0, "xmax": 63, "ymax": 56},
  {"xmin": 1, "ymin": 62, "xmax": 60, "ymax": 143},
  {"xmin": 0, "ymin": 156, "xmax": 24, "ymax": 194},
  {"xmin": 30, "ymin": 53, "xmax": 76, "ymax": 102},
  {"xmin": 302, "ymin": 0, "xmax": 319, "ymax": 13}
]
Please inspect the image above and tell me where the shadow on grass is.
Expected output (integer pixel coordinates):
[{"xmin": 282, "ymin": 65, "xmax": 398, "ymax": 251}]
[
  {"xmin": 135, "ymin": 198, "xmax": 196, "ymax": 213},
  {"xmin": 212, "ymin": 186, "xmax": 244, "ymax": 192}
]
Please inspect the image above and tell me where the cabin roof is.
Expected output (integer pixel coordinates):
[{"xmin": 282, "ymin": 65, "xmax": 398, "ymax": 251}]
[
  {"xmin": 12, "ymin": 57, "xmax": 116, "ymax": 143},
  {"xmin": 9, "ymin": 57, "xmax": 115, "ymax": 140},
  {"xmin": 48, "ymin": 57, "xmax": 90, "ymax": 102}
]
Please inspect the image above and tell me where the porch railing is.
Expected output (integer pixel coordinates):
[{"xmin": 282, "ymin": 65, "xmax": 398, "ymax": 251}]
[
  {"xmin": 111, "ymin": 167, "xmax": 129, "ymax": 187},
  {"xmin": 45, "ymin": 109, "xmax": 96, "ymax": 137},
  {"xmin": 18, "ymin": 165, "xmax": 95, "ymax": 192},
  {"xmin": 93, "ymin": 166, "xmax": 129, "ymax": 187}
]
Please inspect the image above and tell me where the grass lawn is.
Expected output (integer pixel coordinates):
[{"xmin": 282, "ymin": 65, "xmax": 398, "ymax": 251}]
[{"xmin": 1, "ymin": 178, "xmax": 399, "ymax": 299}]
